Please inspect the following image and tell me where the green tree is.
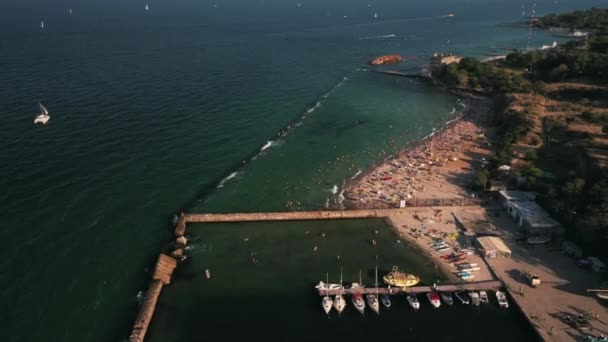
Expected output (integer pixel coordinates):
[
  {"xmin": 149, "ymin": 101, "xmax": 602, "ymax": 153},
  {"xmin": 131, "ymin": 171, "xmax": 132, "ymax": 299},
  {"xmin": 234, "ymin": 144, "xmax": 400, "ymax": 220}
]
[{"xmin": 473, "ymin": 169, "xmax": 490, "ymax": 190}]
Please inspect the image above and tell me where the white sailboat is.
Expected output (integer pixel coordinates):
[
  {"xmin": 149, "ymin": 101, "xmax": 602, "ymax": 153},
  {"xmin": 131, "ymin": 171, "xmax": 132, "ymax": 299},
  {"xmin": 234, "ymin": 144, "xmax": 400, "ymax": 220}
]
[
  {"xmin": 321, "ymin": 272, "xmax": 333, "ymax": 315},
  {"xmin": 351, "ymin": 270, "xmax": 366, "ymax": 314},
  {"xmin": 374, "ymin": 12, "xmax": 378, "ymax": 19},
  {"xmin": 333, "ymin": 268, "xmax": 346, "ymax": 314},
  {"xmin": 69, "ymin": 9, "xmax": 72, "ymax": 15},
  {"xmin": 145, "ymin": 3, "xmax": 149, "ymax": 11},
  {"xmin": 366, "ymin": 266, "xmax": 380, "ymax": 314},
  {"xmin": 34, "ymin": 102, "xmax": 50, "ymax": 124},
  {"xmin": 40, "ymin": 20, "xmax": 44, "ymax": 29}
]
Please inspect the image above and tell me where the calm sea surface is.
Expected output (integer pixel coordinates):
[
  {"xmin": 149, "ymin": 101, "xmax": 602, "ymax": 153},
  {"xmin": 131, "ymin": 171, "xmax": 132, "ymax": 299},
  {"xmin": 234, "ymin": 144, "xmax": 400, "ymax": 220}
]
[{"xmin": 0, "ymin": 0, "xmax": 602, "ymax": 341}]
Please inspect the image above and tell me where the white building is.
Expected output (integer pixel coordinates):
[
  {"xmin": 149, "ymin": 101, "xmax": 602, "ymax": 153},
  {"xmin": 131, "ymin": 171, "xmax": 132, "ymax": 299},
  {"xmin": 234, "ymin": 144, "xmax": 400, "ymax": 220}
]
[{"xmin": 499, "ymin": 191, "xmax": 562, "ymax": 236}]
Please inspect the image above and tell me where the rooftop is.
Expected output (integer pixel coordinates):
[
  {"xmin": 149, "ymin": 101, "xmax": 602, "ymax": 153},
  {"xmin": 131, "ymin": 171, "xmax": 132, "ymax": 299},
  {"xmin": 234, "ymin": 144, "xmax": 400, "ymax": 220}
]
[{"xmin": 477, "ymin": 236, "xmax": 511, "ymax": 254}]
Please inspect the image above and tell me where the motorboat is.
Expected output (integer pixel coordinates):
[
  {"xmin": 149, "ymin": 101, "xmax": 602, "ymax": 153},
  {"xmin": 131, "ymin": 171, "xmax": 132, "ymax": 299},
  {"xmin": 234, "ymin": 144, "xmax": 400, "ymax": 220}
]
[
  {"xmin": 333, "ymin": 268, "xmax": 346, "ymax": 314},
  {"xmin": 321, "ymin": 272, "xmax": 333, "ymax": 314},
  {"xmin": 34, "ymin": 103, "xmax": 50, "ymax": 124},
  {"xmin": 381, "ymin": 294, "xmax": 391, "ymax": 308},
  {"xmin": 366, "ymin": 294, "xmax": 380, "ymax": 314},
  {"xmin": 455, "ymin": 291, "xmax": 470, "ymax": 304},
  {"xmin": 407, "ymin": 293, "xmax": 420, "ymax": 310},
  {"xmin": 383, "ymin": 266, "xmax": 420, "ymax": 287},
  {"xmin": 204, "ymin": 269, "xmax": 211, "ymax": 279},
  {"xmin": 440, "ymin": 292, "xmax": 454, "ymax": 305},
  {"xmin": 470, "ymin": 291, "xmax": 481, "ymax": 306},
  {"xmin": 479, "ymin": 290, "xmax": 489, "ymax": 304},
  {"xmin": 427, "ymin": 292, "xmax": 441, "ymax": 308},
  {"xmin": 496, "ymin": 290, "xmax": 509, "ymax": 308}
]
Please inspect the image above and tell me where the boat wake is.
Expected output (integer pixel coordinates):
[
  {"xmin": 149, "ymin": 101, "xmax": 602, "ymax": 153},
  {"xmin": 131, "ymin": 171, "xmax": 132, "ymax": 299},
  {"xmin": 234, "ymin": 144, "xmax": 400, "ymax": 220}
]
[
  {"xmin": 216, "ymin": 171, "xmax": 239, "ymax": 188},
  {"xmin": 351, "ymin": 169, "xmax": 362, "ymax": 179},
  {"xmin": 358, "ymin": 34, "xmax": 396, "ymax": 40},
  {"xmin": 187, "ymin": 71, "xmax": 358, "ymax": 205}
]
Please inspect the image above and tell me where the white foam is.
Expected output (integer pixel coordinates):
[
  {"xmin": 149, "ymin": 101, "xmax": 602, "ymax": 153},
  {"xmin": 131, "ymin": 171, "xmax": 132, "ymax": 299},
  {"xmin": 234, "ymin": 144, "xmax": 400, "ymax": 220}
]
[
  {"xmin": 358, "ymin": 34, "xmax": 396, "ymax": 40},
  {"xmin": 331, "ymin": 185, "xmax": 338, "ymax": 194},
  {"xmin": 217, "ymin": 171, "xmax": 239, "ymax": 188},
  {"xmin": 260, "ymin": 140, "xmax": 273, "ymax": 152},
  {"xmin": 351, "ymin": 170, "xmax": 363, "ymax": 179}
]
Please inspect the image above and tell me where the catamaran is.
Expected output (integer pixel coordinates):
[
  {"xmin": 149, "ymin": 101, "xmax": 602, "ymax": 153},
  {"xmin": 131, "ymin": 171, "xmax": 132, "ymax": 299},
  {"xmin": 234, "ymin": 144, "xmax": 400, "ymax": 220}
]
[
  {"xmin": 407, "ymin": 293, "xmax": 420, "ymax": 310},
  {"xmin": 34, "ymin": 103, "xmax": 50, "ymax": 124},
  {"xmin": 383, "ymin": 266, "xmax": 420, "ymax": 287},
  {"xmin": 333, "ymin": 268, "xmax": 346, "ymax": 314},
  {"xmin": 351, "ymin": 270, "xmax": 366, "ymax": 314},
  {"xmin": 366, "ymin": 266, "xmax": 380, "ymax": 314},
  {"xmin": 321, "ymin": 272, "xmax": 333, "ymax": 315}
]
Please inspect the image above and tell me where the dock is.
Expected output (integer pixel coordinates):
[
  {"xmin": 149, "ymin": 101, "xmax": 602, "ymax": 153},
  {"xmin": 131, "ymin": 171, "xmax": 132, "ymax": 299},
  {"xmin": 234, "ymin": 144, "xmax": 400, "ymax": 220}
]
[{"xmin": 317, "ymin": 280, "xmax": 502, "ymax": 296}]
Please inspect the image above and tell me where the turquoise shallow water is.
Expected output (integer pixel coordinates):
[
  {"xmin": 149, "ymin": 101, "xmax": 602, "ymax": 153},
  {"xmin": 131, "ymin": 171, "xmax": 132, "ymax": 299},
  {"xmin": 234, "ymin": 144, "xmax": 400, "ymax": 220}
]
[{"xmin": 0, "ymin": 0, "xmax": 604, "ymax": 341}]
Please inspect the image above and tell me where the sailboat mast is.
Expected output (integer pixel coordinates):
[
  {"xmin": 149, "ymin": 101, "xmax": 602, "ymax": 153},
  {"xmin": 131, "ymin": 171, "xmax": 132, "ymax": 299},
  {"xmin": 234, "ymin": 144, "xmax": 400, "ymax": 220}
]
[{"xmin": 375, "ymin": 266, "xmax": 379, "ymax": 297}]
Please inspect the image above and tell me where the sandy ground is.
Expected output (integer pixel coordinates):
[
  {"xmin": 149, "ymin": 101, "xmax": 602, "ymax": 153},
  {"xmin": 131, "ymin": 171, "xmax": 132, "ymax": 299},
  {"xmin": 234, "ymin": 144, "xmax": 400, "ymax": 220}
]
[
  {"xmin": 344, "ymin": 100, "xmax": 494, "ymax": 208},
  {"xmin": 387, "ymin": 207, "xmax": 495, "ymax": 284}
]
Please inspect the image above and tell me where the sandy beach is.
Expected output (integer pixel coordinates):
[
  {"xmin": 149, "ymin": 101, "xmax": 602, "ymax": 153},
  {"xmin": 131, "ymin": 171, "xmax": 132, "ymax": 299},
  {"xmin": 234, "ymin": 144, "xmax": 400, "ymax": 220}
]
[{"xmin": 343, "ymin": 97, "xmax": 494, "ymax": 209}]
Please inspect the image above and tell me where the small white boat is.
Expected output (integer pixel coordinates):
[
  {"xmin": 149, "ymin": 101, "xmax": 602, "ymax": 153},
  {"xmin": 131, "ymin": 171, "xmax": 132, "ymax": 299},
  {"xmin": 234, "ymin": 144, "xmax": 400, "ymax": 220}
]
[
  {"xmin": 407, "ymin": 293, "xmax": 420, "ymax": 310},
  {"xmin": 204, "ymin": 269, "xmax": 211, "ymax": 279},
  {"xmin": 34, "ymin": 103, "xmax": 50, "ymax": 124},
  {"xmin": 41, "ymin": 20, "xmax": 44, "ymax": 29},
  {"xmin": 496, "ymin": 290, "xmax": 509, "ymax": 308},
  {"xmin": 334, "ymin": 294, "xmax": 346, "ymax": 314},
  {"xmin": 322, "ymin": 295, "xmax": 333, "ymax": 315},
  {"xmin": 470, "ymin": 291, "xmax": 481, "ymax": 306},
  {"xmin": 145, "ymin": 4, "xmax": 149, "ymax": 11},
  {"xmin": 427, "ymin": 292, "xmax": 441, "ymax": 308},
  {"xmin": 455, "ymin": 291, "xmax": 470, "ymax": 304},
  {"xmin": 440, "ymin": 292, "xmax": 454, "ymax": 305},
  {"xmin": 381, "ymin": 294, "xmax": 391, "ymax": 308},
  {"xmin": 315, "ymin": 281, "xmax": 342, "ymax": 290},
  {"xmin": 366, "ymin": 294, "xmax": 380, "ymax": 314},
  {"xmin": 479, "ymin": 290, "xmax": 489, "ymax": 304}
]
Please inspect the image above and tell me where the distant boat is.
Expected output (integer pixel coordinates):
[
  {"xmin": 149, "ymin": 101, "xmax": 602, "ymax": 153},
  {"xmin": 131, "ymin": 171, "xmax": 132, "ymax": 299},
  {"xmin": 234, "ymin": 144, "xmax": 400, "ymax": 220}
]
[
  {"xmin": 34, "ymin": 102, "xmax": 50, "ymax": 124},
  {"xmin": 321, "ymin": 272, "xmax": 333, "ymax": 315},
  {"xmin": 440, "ymin": 292, "xmax": 454, "ymax": 305},
  {"xmin": 333, "ymin": 268, "xmax": 346, "ymax": 314},
  {"xmin": 427, "ymin": 292, "xmax": 441, "ymax": 308},
  {"xmin": 40, "ymin": 20, "xmax": 44, "ymax": 29},
  {"xmin": 406, "ymin": 293, "xmax": 420, "ymax": 310},
  {"xmin": 145, "ymin": 4, "xmax": 149, "ymax": 11},
  {"xmin": 204, "ymin": 269, "xmax": 211, "ymax": 279},
  {"xmin": 496, "ymin": 290, "xmax": 509, "ymax": 308},
  {"xmin": 69, "ymin": 8, "xmax": 72, "ymax": 14},
  {"xmin": 315, "ymin": 281, "xmax": 341, "ymax": 290},
  {"xmin": 374, "ymin": 12, "xmax": 378, "ymax": 19}
]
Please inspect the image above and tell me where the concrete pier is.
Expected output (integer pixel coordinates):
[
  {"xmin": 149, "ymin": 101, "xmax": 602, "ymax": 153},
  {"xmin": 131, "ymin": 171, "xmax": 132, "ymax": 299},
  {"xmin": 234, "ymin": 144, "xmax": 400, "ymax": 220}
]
[{"xmin": 317, "ymin": 280, "xmax": 503, "ymax": 296}]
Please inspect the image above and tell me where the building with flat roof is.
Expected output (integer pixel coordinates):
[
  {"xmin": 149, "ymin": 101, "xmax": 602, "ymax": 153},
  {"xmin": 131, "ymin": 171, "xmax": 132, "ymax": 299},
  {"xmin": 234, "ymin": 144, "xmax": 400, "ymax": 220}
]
[
  {"xmin": 477, "ymin": 236, "xmax": 511, "ymax": 258},
  {"xmin": 499, "ymin": 191, "xmax": 562, "ymax": 236}
]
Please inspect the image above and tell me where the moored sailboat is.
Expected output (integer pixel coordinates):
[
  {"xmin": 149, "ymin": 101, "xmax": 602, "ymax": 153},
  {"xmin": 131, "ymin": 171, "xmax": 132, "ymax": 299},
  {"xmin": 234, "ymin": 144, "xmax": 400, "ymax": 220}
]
[
  {"xmin": 321, "ymin": 272, "xmax": 333, "ymax": 315},
  {"xmin": 440, "ymin": 292, "xmax": 454, "ymax": 305},
  {"xmin": 407, "ymin": 293, "xmax": 420, "ymax": 310},
  {"xmin": 427, "ymin": 292, "xmax": 441, "ymax": 308},
  {"xmin": 366, "ymin": 266, "xmax": 380, "ymax": 314},
  {"xmin": 351, "ymin": 270, "xmax": 366, "ymax": 314},
  {"xmin": 479, "ymin": 290, "xmax": 489, "ymax": 304},
  {"xmin": 470, "ymin": 291, "xmax": 481, "ymax": 306},
  {"xmin": 333, "ymin": 268, "xmax": 346, "ymax": 314}
]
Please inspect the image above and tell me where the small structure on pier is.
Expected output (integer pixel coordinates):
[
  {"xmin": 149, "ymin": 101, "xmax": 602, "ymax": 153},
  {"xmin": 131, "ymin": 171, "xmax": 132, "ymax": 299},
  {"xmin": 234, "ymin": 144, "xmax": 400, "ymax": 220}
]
[{"xmin": 477, "ymin": 236, "xmax": 511, "ymax": 259}]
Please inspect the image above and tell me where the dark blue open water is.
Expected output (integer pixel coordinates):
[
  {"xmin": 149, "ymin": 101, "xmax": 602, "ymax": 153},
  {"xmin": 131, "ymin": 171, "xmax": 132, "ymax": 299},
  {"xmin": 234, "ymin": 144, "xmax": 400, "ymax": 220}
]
[{"xmin": 0, "ymin": 0, "xmax": 603, "ymax": 341}]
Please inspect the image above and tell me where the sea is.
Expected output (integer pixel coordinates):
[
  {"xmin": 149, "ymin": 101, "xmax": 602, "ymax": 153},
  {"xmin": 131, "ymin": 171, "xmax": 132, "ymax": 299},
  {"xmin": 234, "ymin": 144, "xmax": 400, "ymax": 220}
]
[{"xmin": 0, "ymin": 0, "xmax": 603, "ymax": 341}]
